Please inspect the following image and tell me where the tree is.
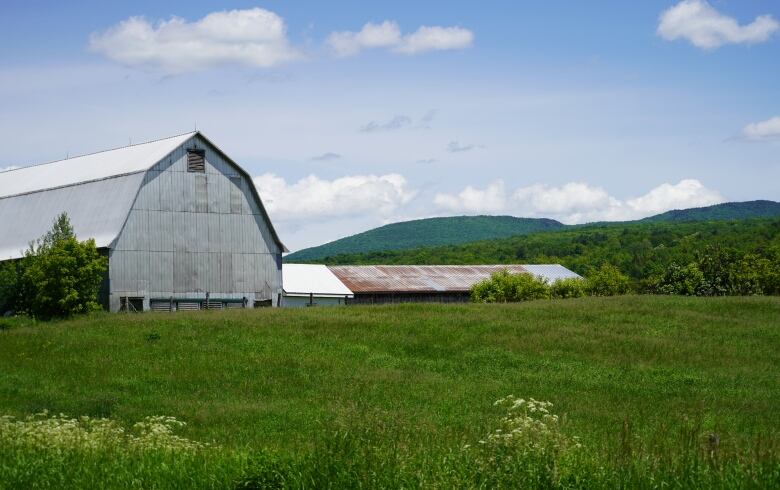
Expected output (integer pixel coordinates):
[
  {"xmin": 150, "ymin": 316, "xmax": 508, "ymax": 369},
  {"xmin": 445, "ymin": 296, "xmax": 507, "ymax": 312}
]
[
  {"xmin": 585, "ymin": 264, "xmax": 631, "ymax": 296},
  {"xmin": 471, "ymin": 270, "xmax": 550, "ymax": 303},
  {"xmin": 16, "ymin": 213, "xmax": 107, "ymax": 319},
  {"xmin": 652, "ymin": 262, "xmax": 707, "ymax": 296}
]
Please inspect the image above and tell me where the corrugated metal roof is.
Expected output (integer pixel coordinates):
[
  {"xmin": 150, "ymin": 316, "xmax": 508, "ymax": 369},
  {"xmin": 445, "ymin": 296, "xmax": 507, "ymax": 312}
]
[
  {"xmin": 327, "ymin": 265, "xmax": 531, "ymax": 293},
  {"xmin": 283, "ymin": 264, "xmax": 353, "ymax": 297},
  {"xmin": 522, "ymin": 264, "xmax": 582, "ymax": 282},
  {"xmin": 327, "ymin": 264, "xmax": 581, "ymax": 293},
  {"xmin": 0, "ymin": 132, "xmax": 195, "ymax": 199},
  {"xmin": 0, "ymin": 174, "xmax": 144, "ymax": 260}
]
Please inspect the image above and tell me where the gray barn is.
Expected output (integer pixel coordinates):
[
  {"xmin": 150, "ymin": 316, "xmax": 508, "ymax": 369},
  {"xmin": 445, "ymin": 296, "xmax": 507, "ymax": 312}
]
[{"xmin": 0, "ymin": 132, "xmax": 286, "ymax": 312}]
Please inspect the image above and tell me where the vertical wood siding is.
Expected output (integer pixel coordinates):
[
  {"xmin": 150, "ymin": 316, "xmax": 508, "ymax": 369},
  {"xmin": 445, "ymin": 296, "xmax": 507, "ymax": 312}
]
[{"xmin": 108, "ymin": 135, "xmax": 282, "ymax": 311}]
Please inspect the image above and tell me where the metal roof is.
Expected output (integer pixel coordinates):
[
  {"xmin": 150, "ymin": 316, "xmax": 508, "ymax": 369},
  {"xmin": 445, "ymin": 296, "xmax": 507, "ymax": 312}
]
[
  {"xmin": 521, "ymin": 264, "xmax": 582, "ymax": 282},
  {"xmin": 282, "ymin": 264, "xmax": 353, "ymax": 297},
  {"xmin": 0, "ymin": 132, "xmax": 195, "ymax": 199},
  {"xmin": 327, "ymin": 264, "xmax": 582, "ymax": 293},
  {"xmin": 327, "ymin": 265, "xmax": 531, "ymax": 293}
]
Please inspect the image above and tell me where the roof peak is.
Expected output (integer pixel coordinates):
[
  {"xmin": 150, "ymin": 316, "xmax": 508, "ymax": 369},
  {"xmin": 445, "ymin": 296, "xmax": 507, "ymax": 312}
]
[{"xmin": 2, "ymin": 131, "xmax": 198, "ymax": 174}]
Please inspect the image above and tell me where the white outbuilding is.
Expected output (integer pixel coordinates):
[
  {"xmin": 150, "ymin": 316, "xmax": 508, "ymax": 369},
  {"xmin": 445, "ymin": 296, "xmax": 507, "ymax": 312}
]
[{"xmin": 282, "ymin": 264, "xmax": 353, "ymax": 307}]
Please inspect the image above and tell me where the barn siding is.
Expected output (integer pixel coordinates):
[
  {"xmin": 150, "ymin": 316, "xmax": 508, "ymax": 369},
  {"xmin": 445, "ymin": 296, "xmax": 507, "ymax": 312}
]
[{"xmin": 109, "ymin": 135, "xmax": 282, "ymax": 311}]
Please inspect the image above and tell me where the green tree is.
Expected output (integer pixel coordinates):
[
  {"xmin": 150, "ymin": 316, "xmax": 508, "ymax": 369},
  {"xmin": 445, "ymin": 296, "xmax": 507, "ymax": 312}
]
[
  {"xmin": 652, "ymin": 262, "xmax": 707, "ymax": 296},
  {"xmin": 550, "ymin": 278, "xmax": 587, "ymax": 299},
  {"xmin": 585, "ymin": 264, "xmax": 631, "ymax": 296},
  {"xmin": 471, "ymin": 270, "xmax": 550, "ymax": 303},
  {"xmin": 0, "ymin": 261, "xmax": 19, "ymax": 314},
  {"xmin": 17, "ymin": 213, "xmax": 107, "ymax": 319}
]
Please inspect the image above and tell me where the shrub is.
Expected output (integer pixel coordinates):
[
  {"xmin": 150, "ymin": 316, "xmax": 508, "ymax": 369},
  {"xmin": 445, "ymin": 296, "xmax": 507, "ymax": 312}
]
[
  {"xmin": 585, "ymin": 264, "xmax": 631, "ymax": 296},
  {"xmin": 652, "ymin": 262, "xmax": 708, "ymax": 296},
  {"xmin": 471, "ymin": 270, "xmax": 550, "ymax": 303},
  {"xmin": 15, "ymin": 213, "xmax": 107, "ymax": 319},
  {"xmin": 550, "ymin": 278, "xmax": 587, "ymax": 299}
]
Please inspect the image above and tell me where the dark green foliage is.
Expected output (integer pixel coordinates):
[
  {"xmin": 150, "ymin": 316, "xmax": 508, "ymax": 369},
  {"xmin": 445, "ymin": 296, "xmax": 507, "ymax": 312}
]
[
  {"xmin": 0, "ymin": 261, "xmax": 19, "ymax": 314},
  {"xmin": 11, "ymin": 213, "xmax": 107, "ymax": 319},
  {"xmin": 470, "ymin": 270, "xmax": 551, "ymax": 302},
  {"xmin": 653, "ymin": 262, "xmax": 708, "ymax": 296},
  {"xmin": 652, "ymin": 246, "xmax": 780, "ymax": 296},
  {"xmin": 285, "ymin": 215, "xmax": 565, "ymax": 262},
  {"xmin": 638, "ymin": 200, "xmax": 780, "ymax": 223}
]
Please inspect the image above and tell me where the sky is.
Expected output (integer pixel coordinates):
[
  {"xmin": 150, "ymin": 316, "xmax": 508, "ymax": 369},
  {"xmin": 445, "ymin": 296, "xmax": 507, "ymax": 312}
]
[{"xmin": 1, "ymin": 0, "xmax": 778, "ymax": 251}]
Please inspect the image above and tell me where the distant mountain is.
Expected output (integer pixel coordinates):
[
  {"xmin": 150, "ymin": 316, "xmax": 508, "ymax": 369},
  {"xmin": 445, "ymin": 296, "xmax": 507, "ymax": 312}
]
[
  {"xmin": 285, "ymin": 216, "xmax": 564, "ymax": 262},
  {"xmin": 638, "ymin": 200, "xmax": 780, "ymax": 223},
  {"xmin": 285, "ymin": 200, "xmax": 780, "ymax": 262}
]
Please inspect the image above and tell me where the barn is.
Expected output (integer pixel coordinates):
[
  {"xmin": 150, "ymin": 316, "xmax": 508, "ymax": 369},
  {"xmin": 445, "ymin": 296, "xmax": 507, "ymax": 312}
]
[{"xmin": 0, "ymin": 132, "xmax": 286, "ymax": 312}]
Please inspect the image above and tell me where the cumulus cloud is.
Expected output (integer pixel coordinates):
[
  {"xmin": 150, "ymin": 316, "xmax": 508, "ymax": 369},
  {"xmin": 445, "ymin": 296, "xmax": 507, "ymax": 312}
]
[
  {"xmin": 434, "ymin": 181, "xmax": 507, "ymax": 214},
  {"xmin": 327, "ymin": 21, "xmax": 473, "ymax": 57},
  {"xmin": 435, "ymin": 179, "xmax": 724, "ymax": 223},
  {"xmin": 254, "ymin": 173, "xmax": 416, "ymax": 221},
  {"xmin": 310, "ymin": 152, "xmax": 342, "ymax": 161},
  {"xmin": 447, "ymin": 141, "xmax": 483, "ymax": 153},
  {"xmin": 658, "ymin": 0, "xmax": 778, "ymax": 49},
  {"xmin": 742, "ymin": 116, "xmax": 780, "ymax": 141},
  {"xmin": 89, "ymin": 8, "xmax": 299, "ymax": 73},
  {"xmin": 360, "ymin": 115, "xmax": 413, "ymax": 133}
]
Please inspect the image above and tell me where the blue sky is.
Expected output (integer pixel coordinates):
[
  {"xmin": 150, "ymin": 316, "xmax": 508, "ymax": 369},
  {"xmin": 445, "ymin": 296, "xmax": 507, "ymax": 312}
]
[{"xmin": 1, "ymin": 1, "xmax": 778, "ymax": 251}]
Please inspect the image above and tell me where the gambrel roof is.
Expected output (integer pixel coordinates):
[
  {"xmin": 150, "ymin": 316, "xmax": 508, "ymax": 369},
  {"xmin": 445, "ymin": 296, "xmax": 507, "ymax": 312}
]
[{"xmin": 0, "ymin": 132, "xmax": 286, "ymax": 260}]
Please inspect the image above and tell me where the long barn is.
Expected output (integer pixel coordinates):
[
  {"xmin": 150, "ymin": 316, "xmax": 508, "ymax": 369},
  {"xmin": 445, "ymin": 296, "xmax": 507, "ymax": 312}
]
[{"xmin": 0, "ymin": 132, "xmax": 286, "ymax": 312}]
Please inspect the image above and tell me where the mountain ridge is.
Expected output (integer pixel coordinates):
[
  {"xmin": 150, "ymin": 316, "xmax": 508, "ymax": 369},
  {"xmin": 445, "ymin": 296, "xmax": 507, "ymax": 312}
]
[{"xmin": 285, "ymin": 200, "xmax": 780, "ymax": 262}]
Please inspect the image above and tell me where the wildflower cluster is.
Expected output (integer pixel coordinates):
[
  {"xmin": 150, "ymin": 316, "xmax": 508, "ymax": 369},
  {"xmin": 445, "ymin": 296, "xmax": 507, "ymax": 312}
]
[
  {"xmin": 490, "ymin": 396, "xmax": 578, "ymax": 453},
  {"xmin": 0, "ymin": 411, "xmax": 207, "ymax": 454}
]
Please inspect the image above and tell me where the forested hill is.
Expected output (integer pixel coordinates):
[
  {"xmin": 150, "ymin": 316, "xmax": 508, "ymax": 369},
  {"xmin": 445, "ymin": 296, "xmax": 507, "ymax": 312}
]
[
  {"xmin": 285, "ymin": 216, "xmax": 564, "ymax": 262},
  {"xmin": 309, "ymin": 218, "xmax": 780, "ymax": 286},
  {"xmin": 638, "ymin": 200, "xmax": 780, "ymax": 223},
  {"xmin": 286, "ymin": 201, "xmax": 780, "ymax": 261}
]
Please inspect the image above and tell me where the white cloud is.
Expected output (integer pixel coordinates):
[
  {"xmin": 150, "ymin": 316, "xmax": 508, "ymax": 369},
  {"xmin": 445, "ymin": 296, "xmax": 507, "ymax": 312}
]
[
  {"xmin": 254, "ymin": 173, "xmax": 416, "ymax": 222},
  {"xmin": 658, "ymin": 0, "xmax": 778, "ymax": 49},
  {"xmin": 326, "ymin": 21, "xmax": 402, "ymax": 57},
  {"xmin": 435, "ymin": 179, "xmax": 724, "ymax": 223},
  {"xmin": 394, "ymin": 26, "xmax": 474, "ymax": 55},
  {"xmin": 89, "ymin": 8, "xmax": 299, "ymax": 73},
  {"xmin": 434, "ymin": 181, "xmax": 507, "ymax": 214},
  {"xmin": 742, "ymin": 116, "xmax": 780, "ymax": 141},
  {"xmin": 327, "ymin": 21, "xmax": 473, "ymax": 57}
]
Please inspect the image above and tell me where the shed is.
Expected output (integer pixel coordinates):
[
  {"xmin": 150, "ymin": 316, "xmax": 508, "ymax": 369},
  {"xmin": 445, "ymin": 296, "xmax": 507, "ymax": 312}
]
[
  {"xmin": 327, "ymin": 264, "xmax": 581, "ymax": 304},
  {"xmin": 0, "ymin": 132, "xmax": 286, "ymax": 312},
  {"xmin": 282, "ymin": 264, "xmax": 353, "ymax": 307}
]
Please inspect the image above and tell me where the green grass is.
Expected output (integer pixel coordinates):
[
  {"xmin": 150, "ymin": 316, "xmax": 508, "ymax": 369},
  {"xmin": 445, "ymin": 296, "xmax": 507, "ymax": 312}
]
[{"xmin": 1, "ymin": 296, "xmax": 778, "ymax": 488}]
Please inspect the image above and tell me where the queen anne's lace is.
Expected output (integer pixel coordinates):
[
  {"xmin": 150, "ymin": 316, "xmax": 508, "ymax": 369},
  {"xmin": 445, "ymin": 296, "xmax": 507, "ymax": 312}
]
[{"xmin": 0, "ymin": 411, "xmax": 207, "ymax": 453}]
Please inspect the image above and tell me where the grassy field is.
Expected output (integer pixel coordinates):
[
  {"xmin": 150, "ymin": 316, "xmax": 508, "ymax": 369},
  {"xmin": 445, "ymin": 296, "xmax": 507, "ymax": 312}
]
[{"xmin": 1, "ymin": 296, "xmax": 778, "ymax": 488}]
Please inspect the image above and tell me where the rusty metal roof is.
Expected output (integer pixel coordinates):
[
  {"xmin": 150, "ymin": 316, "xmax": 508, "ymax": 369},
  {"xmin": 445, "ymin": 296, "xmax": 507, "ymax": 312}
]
[{"xmin": 327, "ymin": 265, "xmax": 534, "ymax": 293}]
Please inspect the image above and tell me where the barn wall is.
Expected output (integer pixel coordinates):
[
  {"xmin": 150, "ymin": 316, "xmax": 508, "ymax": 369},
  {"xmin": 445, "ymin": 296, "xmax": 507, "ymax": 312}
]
[
  {"xmin": 108, "ymin": 135, "xmax": 282, "ymax": 311},
  {"xmin": 282, "ymin": 295, "xmax": 348, "ymax": 308}
]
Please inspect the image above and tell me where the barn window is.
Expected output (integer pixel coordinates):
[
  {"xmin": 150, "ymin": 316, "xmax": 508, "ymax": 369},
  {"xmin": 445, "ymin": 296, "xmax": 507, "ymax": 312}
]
[{"xmin": 187, "ymin": 149, "xmax": 206, "ymax": 172}]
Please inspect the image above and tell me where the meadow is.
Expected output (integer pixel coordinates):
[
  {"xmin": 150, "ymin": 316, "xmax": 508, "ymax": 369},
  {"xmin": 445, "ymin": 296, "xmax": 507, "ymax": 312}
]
[{"xmin": 1, "ymin": 296, "xmax": 778, "ymax": 488}]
